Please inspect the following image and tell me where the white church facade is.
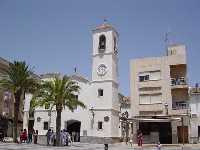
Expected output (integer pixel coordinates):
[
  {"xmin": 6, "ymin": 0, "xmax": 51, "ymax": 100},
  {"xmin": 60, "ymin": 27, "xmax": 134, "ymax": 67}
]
[{"xmin": 23, "ymin": 23, "xmax": 128, "ymax": 143}]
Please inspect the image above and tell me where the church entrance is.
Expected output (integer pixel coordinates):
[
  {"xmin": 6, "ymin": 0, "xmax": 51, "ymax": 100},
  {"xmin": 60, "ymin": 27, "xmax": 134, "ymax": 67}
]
[{"xmin": 66, "ymin": 120, "xmax": 81, "ymax": 142}]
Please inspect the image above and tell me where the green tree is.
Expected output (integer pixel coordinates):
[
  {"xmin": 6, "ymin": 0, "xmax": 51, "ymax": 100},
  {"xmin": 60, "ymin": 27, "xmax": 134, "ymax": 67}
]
[
  {"xmin": 0, "ymin": 61, "xmax": 38, "ymax": 142},
  {"xmin": 32, "ymin": 75, "xmax": 86, "ymax": 146}
]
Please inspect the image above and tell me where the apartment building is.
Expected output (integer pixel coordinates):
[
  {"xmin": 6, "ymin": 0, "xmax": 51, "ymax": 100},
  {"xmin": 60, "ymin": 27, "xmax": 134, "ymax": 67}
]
[
  {"xmin": 130, "ymin": 45, "xmax": 190, "ymax": 144},
  {"xmin": 0, "ymin": 57, "xmax": 24, "ymax": 137},
  {"xmin": 189, "ymin": 86, "xmax": 200, "ymax": 143}
]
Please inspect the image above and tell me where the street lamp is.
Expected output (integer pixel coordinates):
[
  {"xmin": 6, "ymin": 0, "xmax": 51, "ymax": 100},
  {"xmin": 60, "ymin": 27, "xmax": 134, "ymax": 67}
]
[{"xmin": 164, "ymin": 103, "xmax": 169, "ymax": 115}]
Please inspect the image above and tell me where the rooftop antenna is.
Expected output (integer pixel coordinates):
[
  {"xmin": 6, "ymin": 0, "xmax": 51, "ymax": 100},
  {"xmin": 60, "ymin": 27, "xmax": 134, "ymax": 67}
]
[{"xmin": 164, "ymin": 29, "xmax": 174, "ymax": 55}]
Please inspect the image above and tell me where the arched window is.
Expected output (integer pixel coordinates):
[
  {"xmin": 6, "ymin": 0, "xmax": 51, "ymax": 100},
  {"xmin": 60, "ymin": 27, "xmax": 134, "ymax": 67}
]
[{"xmin": 99, "ymin": 35, "xmax": 106, "ymax": 50}]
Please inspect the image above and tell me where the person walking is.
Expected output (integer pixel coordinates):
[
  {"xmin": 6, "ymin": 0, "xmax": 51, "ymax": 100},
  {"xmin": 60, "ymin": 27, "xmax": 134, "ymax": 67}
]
[
  {"xmin": 51, "ymin": 130, "xmax": 56, "ymax": 146},
  {"xmin": 60, "ymin": 130, "xmax": 64, "ymax": 146},
  {"xmin": 63, "ymin": 130, "xmax": 67, "ymax": 146},
  {"xmin": 67, "ymin": 132, "xmax": 72, "ymax": 146},
  {"xmin": 156, "ymin": 141, "xmax": 161, "ymax": 150},
  {"xmin": 137, "ymin": 130, "xmax": 143, "ymax": 147},
  {"xmin": 46, "ymin": 129, "xmax": 52, "ymax": 146},
  {"xmin": 33, "ymin": 130, "xmax": 38, "ymax": 144},
  {"xmin": 72, "ymin": 131, "xmax": 75, "ymax": 142},
  {"xmin": 19, "ymin": 129, "xmax": 23, "ymax": 143},
  {"xmin": 28, "ymin": 129, "xmax": 33, "ymax": 143},
  {"xmin": 65, "ymin": 131, "xmax": 69, "ymax": 146},
  {"xmin": 129, "ymin": 132, "xmax": 133, "ymax": 147},
  {"xmin": 23, "ymin": 129, "xmax": 28, "ymax": 143}
]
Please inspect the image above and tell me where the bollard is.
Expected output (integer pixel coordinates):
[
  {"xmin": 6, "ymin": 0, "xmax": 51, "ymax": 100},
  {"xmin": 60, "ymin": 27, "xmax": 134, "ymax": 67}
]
[{"xmin": 104, "ymin": 144, "xmax": 108, "ymax": 150}]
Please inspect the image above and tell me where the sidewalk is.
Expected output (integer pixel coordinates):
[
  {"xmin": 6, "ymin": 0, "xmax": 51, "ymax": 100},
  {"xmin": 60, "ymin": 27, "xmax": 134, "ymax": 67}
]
[{"xmin": 1, "ymin": 142, "xmax": 200, "ymax": 150}]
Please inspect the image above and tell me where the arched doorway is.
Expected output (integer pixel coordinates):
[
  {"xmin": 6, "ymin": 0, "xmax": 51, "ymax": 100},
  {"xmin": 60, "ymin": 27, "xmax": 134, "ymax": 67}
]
[{"xmin": 66, "ymin": 120, "xmax": 81, "ymax": 142}]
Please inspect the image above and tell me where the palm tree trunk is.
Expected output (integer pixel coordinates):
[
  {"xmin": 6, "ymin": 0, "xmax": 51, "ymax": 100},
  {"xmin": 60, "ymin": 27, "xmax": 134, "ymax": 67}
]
[
  {"xmin": 56, "ymin": 106, "xmax": 62, "ymax": 146},
  {"xmin": 13, "ymin": 90, "xmax": 21, "ymax": 143}
]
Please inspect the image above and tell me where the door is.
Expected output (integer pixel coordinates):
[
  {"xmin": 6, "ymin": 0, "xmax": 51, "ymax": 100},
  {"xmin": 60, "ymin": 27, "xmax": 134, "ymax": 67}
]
[{"xmin": 177, "ymin": 126, "xmax": 188, "ymax": 143}]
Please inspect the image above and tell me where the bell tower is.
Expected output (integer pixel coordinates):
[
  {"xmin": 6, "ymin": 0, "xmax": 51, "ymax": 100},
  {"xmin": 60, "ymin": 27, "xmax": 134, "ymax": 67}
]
[
  {"xmin": 92, "ymin": 23, "xmax": 119, "ymax": 83},
  {"xmin": 90, "ymin": 22, "xmax": 120, "ymax": 142}
]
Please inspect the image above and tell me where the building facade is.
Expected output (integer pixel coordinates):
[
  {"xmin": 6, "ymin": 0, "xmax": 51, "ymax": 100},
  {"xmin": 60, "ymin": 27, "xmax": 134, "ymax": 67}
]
[
  {"xmin": 23, "ymin": 23, "xmax": 124, "ymax": 144},
  {"xmin": 189, "ymin": 87, "xmax": 200, "ymax": 143},
  {"xmin": 130, "ymin": 45, "xmax": 190, "ymax": 144},
  {"xmin": 0, "ymin": 57, "xmax": 24, "ymax": 137}
]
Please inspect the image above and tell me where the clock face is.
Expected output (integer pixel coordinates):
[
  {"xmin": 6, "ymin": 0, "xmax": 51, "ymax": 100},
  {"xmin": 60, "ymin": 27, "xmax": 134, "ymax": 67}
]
[{"xmin": 97, "ymin": 64, "xmax": 107, "ymax": 76}]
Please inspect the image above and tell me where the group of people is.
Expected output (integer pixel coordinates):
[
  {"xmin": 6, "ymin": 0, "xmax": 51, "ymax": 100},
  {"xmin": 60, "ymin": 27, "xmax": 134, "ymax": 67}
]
[
  {"xmin": 46, "ymin": 129, "xmax": 72, "ymax": 146},
  {"xmin": 19, "ymin": 129, "xmax": 38, "ymax": 144},
  {"xmin": 136, "ymin": 130, "xmax": 161, "ymax": 150}
]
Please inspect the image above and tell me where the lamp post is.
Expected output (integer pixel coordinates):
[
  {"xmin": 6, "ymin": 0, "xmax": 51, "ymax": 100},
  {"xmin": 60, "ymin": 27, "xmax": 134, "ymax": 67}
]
[{"xmin": 164, "ymin": 103, "xmax": 169, "ymax": 115}]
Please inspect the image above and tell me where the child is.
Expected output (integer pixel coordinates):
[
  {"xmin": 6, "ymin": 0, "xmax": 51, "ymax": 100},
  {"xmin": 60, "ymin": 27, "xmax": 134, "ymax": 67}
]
[{"xmin": 156, "ymin": 141, "xmax": 161, "ymax": 150}]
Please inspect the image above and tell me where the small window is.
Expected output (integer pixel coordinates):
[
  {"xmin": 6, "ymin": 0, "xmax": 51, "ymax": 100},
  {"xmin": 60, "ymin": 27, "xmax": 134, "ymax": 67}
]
[
  {"xmin": 99, "ymin": 35, "xmax": 106, "ymax": 50},
  {"xmin": 98, "ymin": 89, "xmax": 103, "ymax": 97},
  {"xmin": 43, "ymin": 122, "xmax": 48, "ymax": 130},
  {"xmin": 139, "ymin": 75, "xmax": 149, "ymax": 82},
  {"xmin": 98, "ymin": 121, "xmax": 103, "ymax": 130}
]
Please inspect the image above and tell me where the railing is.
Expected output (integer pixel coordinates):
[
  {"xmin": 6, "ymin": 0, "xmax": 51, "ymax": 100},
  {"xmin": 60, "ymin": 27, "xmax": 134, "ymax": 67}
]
[
  {"xmin": 171, "ymin": 77, "xmax": 187, "ymax": 86},
  {"xmin": 172, "ymin": 102, "xmax": 189, "ymax": 110}
]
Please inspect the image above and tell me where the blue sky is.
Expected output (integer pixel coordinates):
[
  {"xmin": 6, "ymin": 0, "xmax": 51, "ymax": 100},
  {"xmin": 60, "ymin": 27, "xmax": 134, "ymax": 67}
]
[{"xmin": 0, "ymin": 0, "xmax": 200, "ymax": 96}]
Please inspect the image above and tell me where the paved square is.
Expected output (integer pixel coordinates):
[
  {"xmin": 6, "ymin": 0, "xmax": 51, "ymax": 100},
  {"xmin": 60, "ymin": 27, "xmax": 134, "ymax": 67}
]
[{"xmin": 0, "ymin": 142, "xmax": 200, "ymax": 150}]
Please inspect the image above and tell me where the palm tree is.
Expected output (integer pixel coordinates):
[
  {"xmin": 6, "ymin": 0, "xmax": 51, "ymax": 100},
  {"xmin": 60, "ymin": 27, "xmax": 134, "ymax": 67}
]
[
  {"xmin": 0, "ymin": 61, "xmax": 38, "ymax": 142},
  {"xmin": 32, "ymin": 75, "xmax": 86, "ymax": 146}
]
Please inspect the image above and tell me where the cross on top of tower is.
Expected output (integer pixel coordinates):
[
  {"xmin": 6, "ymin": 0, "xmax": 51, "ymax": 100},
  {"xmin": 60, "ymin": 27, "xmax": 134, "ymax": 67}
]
[{"xmin": 103, "ymin": 18, "xmax": 108, "ymax": 24}]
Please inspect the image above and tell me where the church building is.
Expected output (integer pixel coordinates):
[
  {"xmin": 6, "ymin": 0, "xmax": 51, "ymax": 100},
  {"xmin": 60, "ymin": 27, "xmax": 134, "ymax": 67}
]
[{"xmin": 23, "ymin": 23, "xmax": 127, "ymax": 144}]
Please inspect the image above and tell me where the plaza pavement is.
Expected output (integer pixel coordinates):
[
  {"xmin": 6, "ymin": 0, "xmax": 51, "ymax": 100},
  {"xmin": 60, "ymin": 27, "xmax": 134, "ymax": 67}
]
[{"xmin": 0, "ymin": 142, "xmax": 200, "ymax": 150}]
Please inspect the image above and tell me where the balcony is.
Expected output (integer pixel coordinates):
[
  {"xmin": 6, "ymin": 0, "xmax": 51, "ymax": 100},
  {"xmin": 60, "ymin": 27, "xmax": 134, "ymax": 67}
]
[
  {"xmin": 171, "ymin": 101, "xmax": 189, "ymax": 115},
  {"xmin": 172, "ymin": 102, "xmax": 189, "ymax": 110},
  {"xmin": 171, "ymin": 77, "xmax": 188, "ymax": 89}
]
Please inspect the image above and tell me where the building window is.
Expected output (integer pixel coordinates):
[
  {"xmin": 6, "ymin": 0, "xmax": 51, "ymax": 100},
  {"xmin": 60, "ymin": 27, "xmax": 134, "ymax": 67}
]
[
  {"xmin": 99, "ymin": 35, "xmax": 106, "ymax": 50},
  {"xmin": 43, "ymin": 122, "xmax": 48, "ymax": 130},
  {"xmin": 139, "ymin": 75, "xmax": 149, "ymax": 82},
  {"xmin": 139, "ymin": 70, "xmax": 161, "ymax": 82},
  {"xmin": 139, "ymin": 94, "xmax": 162, "ymax": 104},
  {"xmin": 98, "ymin": 89, "xmax": 104, "ymax": 97},
  {"xmin": 98, "ymin": 121, "xmax": 103, "ymax": 130}
]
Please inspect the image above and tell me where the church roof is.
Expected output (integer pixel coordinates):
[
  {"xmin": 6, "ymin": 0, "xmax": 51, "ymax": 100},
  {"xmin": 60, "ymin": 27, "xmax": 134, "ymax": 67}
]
[
  {"xmin": 40, "ymin": 73, "xmax": 61, "ymax": 79},
  {"xmin": 95, "ymin": 23, "xmax": 113, "ymax": 30},
  {"xmin": 70, "ymin": 74, "xmax": 90, "ymax": 83},
  {"xmin": 93, "ymin": 22, "xmax": 119, "ymax": 36}
]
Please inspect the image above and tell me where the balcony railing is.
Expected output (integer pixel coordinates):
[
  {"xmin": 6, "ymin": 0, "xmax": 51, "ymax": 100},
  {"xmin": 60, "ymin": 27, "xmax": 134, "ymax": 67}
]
[
  {"xmin": 171, "ymin": 77, "xmax": 187, "ymax": 86},
  {"xmin": 172, "ymin": 102, "xmax": 189, "ymax": 110}
]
